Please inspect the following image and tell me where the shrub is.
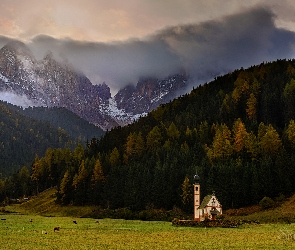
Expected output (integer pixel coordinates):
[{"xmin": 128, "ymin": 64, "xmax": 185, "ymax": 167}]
[{"xmin": 259, "ymin": 197, "xmax": 275, "ymax": 209}]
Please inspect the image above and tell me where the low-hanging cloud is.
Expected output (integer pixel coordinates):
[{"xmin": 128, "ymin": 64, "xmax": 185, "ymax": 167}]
[
  {"xmin": 0, "ymin": 91, "xmax": 35, "ymax": 108},
  {"xmin": 20, "ymin": 6, "xmax": 295, "ymax": 94}
]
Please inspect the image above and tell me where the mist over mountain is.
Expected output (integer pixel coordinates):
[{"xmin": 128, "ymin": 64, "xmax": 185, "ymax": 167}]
[{"xmin": 0, "ymin": 41, "xmax": 188, "ymax": 130}]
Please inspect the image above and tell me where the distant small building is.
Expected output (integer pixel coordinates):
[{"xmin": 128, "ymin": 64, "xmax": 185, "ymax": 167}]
[{"xmin": 193, "ymin": 172, "xmax": 222, "ymax": 221}]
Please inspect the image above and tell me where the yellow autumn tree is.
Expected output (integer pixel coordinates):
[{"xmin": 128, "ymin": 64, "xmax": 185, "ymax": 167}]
[
  {"xmin": 125, "ymin": 132, "xmax": 145, "ymax": 158},
  {"xmin": 125, "ymin": 132, "xmax": 136, "ymax": 157},
  {"xmin": 31, "ymin": 155, "xmax": 43, "ymax": 194},
  {"xmin": 283, "ymin": 78, "xmax": 295, "ymax": 99},
  {"xmin": 91, "ymin": 159, "xmax": 105, "ymax": 188},
  {"xmin": 146, "ymin": 126, "xmax": 162, "ymax": 150},
  {"xmin": 257, "ymin": 122, "xmax": 267, "ymax": 141},
  {"xmin": 232, "ymin": 73, "xmax": 251, "ymax": 105},
  {"xmin": 72, "ymin": 160, "xmax": 88, "ymax": 191},
  {"xmin": 287, "ymin": 65, "xmax": 295, "ymax": 77},
  {"xmin": 220, "ymin": 94, "xmax": 231, "ymax": 114},
  {"xmin": 109, "ymin": 147, "xmax": 120, "ymax": 166},
  {"xmin": 246, "ymin": 93, "xmax": 257, "ymax": 121},
  {"xmin": 206, "ymin": 124, "xmax": 233, "ymax": 162},
  {"xmin": 232, "ymin": 119, "xmax": 249, "ymax": 153},
  {"xmin": 259, "ymin": 124, "xmax": 282, "ymax": 156},
  {"xmin": 285, "ymin": 119, "xmax": 295, "ymax": 148},
  {"xmin": 167, "ymin": 122, "xmax": 180, "ymax": 140}
]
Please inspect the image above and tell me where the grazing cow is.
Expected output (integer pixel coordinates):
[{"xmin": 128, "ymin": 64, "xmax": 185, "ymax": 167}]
[
  {"xmin": 73, "ymin": 220, "xmax": 77, "ymax": 224},
  {"xmin": 54, "ymin": 226, "xmax": 60, "ymax": 232}
]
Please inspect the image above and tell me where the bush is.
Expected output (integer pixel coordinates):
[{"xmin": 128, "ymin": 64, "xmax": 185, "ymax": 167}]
[
  {"xmin": 114, "ymin": 208, "xmax": 134, "ymax": 220},
  {"xmin": 259, "ymin": 197, "xmax": 275, "ymax": 209}
]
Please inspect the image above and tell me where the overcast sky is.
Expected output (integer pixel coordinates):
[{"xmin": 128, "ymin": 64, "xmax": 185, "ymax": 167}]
[
  {"xmin": 0, "ymin": 0, "xmax": 295, "ymax": 42},
  {"xmin": 1, "ymin": 0, "xmax": 295, "ymax": 94}
]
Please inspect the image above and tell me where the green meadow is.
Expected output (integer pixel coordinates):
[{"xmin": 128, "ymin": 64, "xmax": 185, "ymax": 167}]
[
  {"xmin": 2, "ymin": 189, "xmax": 295, "ymax": 249},
  {"xmin": 1, "ymin": 214, "xmax": 295, "ymax": 250}
]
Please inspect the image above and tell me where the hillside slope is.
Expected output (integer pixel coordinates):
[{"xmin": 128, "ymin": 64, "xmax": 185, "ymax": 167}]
[
  {"xmin": 19, "ymin": 106, "xmax": 104, "ymax": 142},
  {"xmin": 0, "ymin": 101, "xmax": 76, "ymax": 175}
]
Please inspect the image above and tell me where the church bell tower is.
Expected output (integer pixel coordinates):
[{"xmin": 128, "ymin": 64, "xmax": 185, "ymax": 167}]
[{"xmin": 193, "ymin": 171, "xmax": 200, "ymax": 221}]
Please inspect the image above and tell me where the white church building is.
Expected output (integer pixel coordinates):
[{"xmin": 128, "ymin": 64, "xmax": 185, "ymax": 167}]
[{"xmin": 193, "ymin": 172, "xmax": 222, "ymax": 221}]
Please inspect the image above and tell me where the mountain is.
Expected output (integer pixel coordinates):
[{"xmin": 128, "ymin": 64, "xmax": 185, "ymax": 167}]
[
  {"xmin": 0, "ymin": 41, "xmax": 188, "ymax": 130},
  {"xmin": 115, "ymin": 74, "xmax": 187, "ymax": 114}
]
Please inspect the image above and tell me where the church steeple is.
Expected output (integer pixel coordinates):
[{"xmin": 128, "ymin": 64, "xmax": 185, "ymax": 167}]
[
  {"xmin": 193, "ymin": 170, "xmax": 201, "ymax": 221},
  {"xmin": 194, "ymin": 171, "xmax": 200, "ymax": 184}
]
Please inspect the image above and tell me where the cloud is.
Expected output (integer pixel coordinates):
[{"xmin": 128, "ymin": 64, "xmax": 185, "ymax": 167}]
[
  {"xmin": 0, "ymin": 0, "xmax": 295, "ymax": 43},
  {"xmin": 20, "ymin": 6, "xmax": 295, "ymax": 95},
  {"xmin": 0, "ymin": 91, "xmax": 35, "ymax": 108}
]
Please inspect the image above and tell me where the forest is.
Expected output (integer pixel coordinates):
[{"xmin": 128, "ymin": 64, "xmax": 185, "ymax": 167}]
[
  {"xmin": 0, "ymin": 102, "xmax": 103, "ymax": 176},
  {"xmin": 1, "ymin": 59, "xmax": 295, "ymax": 212}
]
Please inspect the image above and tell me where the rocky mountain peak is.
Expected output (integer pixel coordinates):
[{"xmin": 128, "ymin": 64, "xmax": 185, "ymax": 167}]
[
  {"xmin": 114, "ymin": 74, "xmax": 187, "ymax": 114},
  {"xmin": 0, "ymin": 41, "xmax": 189, "ymax": 130}
]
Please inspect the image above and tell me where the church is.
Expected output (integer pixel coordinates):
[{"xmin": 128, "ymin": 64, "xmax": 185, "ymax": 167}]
[{"xmin": 193, "ymin": 172, "xmax": 222, "ymax": 221}]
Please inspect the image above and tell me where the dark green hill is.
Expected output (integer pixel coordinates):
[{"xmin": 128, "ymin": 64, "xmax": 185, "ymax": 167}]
[
  {"xmin": 0, "ymin": 101, "xmax": 77, "ymax": 176},
  {"xmin": 20, "ymin": 106, "xmax": 104, "ymax": 143}
]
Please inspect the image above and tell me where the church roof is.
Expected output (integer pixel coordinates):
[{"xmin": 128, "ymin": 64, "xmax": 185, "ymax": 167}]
[{"xmin": 199, "ymin": 195, "xmax": 212, "ymax": 209}]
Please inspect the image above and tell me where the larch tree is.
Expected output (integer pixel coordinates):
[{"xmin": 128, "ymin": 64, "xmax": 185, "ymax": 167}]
[
  {"xmin": 91, "ymin": 159, "xmax": 105, "ymax": 187},
  {"xmin": 109, "ymin": 147, "xmax": 120, "ymax": 167},
  {"xmin": 259, "ymin": 124, "xmax": 282, "ymax": 156},
  {"xmin": 58, "ymin": 170, "xmax": 72, "ymax": 204},
  {"xmin": 167, "ymin": 122, "xmax": 180, "ymax": 140},
  {"xmin": 232, "ymin": 119, "xmax": 249, "ymax": 153},
  {"xmin": 246, "ymin": 93, "xmax": 257, "ymax": 121},
  {"xmin": 90, "ymin": 159, "xmax": 105, "ymax": 205},
  {"xmin": 245, "ymin": 131, "xmax": 260, "ymax": 160},
  {"xmin": 31, "ymin": 155, "xmax": 42, "ymax": 195},
  {"xmin": 146, "ymin": 126, "xmax": 162, "ymax": 151},
  {"xmin": 285, "ymin": 119, "xmax": 295, "ymax": 148},
  {"xmin": 206, "ymin": 124, "xmax": 233, "ymax": 162}
]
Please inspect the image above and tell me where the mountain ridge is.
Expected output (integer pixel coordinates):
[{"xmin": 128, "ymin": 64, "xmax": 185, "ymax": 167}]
[{"xmin": 0, "ymin": 41, "xmax": 188, "ymax": 130}]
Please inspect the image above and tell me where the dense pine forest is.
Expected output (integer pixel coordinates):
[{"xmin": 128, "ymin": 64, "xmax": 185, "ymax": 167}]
[
  {"xmin": 0, "ymin": 103, "xmax": 104, "ymax": 176},
  {"xmin": 0, "ymin": 101, "xmax": 77, "ymax": 176},
  {"xmin": 19, "ymin": 106, "xmax": 104, "ymax": 142},
  {"xmin": 2, "ymin": 59, "xmax": 295, "ymax": 212}
]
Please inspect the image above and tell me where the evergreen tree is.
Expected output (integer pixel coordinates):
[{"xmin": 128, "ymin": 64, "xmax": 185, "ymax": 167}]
[
  {"xmin": 181, "ymin": 176, "xmax": 192, "ymax": 212},
  {"xmin": 58, "ymin": 170, "xmax": 72, "ymax": 204},
  {"xmin": 90, "ymin": 159, "xmax": 105, "ymax": 205}
]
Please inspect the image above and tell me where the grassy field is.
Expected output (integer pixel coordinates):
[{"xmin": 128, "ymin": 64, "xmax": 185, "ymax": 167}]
[
  {"xmin": 2, "ymin": 189, "xmax": 295, "ymax": 249},
  {"xmin": 1, "ymin": 214, "xmax": 295, "ymax": 249}
]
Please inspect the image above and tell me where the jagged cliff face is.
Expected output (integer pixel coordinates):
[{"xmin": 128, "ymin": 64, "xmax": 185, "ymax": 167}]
[
  {"xmin": 115, "ymin": 75, "xmax": 187, "ymax": 114},
  {"xmin": 0, "ymin": 41, "xmax": 188, "ymax": 130}
]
